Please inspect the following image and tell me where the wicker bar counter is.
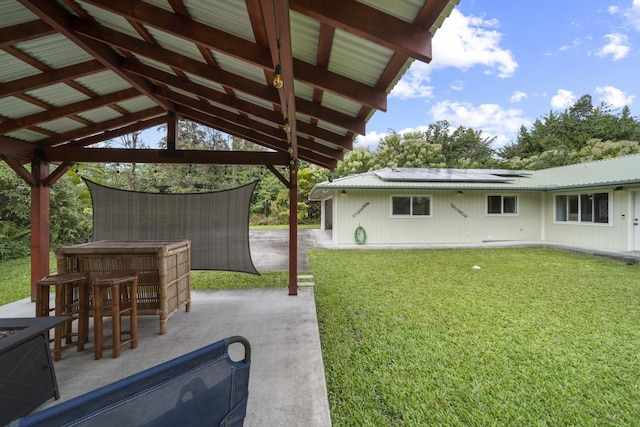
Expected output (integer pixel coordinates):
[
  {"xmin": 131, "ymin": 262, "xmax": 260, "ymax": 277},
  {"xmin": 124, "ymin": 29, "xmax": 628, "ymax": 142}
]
[{"xmin": 55, "ymin": 240, "xmax": 191, "ymax": 335}]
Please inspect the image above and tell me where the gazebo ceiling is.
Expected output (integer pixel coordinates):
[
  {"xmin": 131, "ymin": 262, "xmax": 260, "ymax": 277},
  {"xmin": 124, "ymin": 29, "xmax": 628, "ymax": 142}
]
[{"xmin": 0, "ymin": 0, "xmax": 459, "ymax": 170}]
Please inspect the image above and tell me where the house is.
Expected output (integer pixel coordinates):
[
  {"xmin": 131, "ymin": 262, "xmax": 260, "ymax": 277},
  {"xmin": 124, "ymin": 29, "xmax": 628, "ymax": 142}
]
[{"xmin": 308, "ymin": 154, "xmax": 640, "ymax": 251}]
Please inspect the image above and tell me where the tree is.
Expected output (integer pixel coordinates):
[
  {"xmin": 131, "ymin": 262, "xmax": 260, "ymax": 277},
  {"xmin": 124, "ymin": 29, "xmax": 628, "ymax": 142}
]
[
  {"xmin": 333, "ymin": 147, "xmax": 376, "ymax": 178},
  {"xmin": 374, "ymin": 130, "xmax": 445, "ymax": 169},
  {"xmin": 501, "ymin": 94, "xmax": 640, "ymax": 165},
  {"xmin": 442, "ymin": 126, "xmax": 496, "ymax": 167}
]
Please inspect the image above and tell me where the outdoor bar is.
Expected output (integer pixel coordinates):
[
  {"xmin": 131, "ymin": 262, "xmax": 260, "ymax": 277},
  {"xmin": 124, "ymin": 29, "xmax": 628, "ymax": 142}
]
[{"xmin": 55, "ymin": 240, "xmax": 191, "ymax": 335}]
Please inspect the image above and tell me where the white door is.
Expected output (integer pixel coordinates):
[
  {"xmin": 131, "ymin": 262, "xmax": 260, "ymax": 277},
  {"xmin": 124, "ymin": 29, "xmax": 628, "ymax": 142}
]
[{"xmin": 635, "ymin": 192, "xmax": 640, "ymax": 251}]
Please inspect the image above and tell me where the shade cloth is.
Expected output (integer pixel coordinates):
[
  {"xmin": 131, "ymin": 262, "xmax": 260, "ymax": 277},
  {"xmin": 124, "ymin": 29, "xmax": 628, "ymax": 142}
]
[{"xmin": 84, "ymin": 179, "xmax": 258, "ymax": 273}]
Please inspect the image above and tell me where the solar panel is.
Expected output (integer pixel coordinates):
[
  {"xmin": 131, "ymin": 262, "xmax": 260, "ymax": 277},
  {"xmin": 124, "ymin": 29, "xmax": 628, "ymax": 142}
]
[{"xmin": 374, "ymin": 168, "xmax": 527, "ymax": 183}]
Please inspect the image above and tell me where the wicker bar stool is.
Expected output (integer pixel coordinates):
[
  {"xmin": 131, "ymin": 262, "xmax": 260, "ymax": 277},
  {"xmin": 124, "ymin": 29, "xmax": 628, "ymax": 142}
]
[
  {"xmin": 92, "ymin": 271, "xmax": 139, "ymax": 360},
  {"xmin": 35, "ymin": 272, "xmax": 88, "ymax": 361}
]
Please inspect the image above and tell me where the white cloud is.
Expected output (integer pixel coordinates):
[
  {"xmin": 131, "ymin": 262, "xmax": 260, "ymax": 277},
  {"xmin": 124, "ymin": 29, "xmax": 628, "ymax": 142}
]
[
  {"xmin": 389, "ymin": 68, "xmax": 435, "ymax": 99},
  {"xmin": 433, "ymin": 9, "xmax": 518, "ymax": 78},
  {"xmin": 551, "ymin": 89, "xmax": 576, "ymax": 109},
  {"xmin": 595, "ymin": 85, "xmax": 635, "ymax": 107},
  {"xmin": 596, "ymin": 33, "xmax": 630, "ymax": 60},
  {"xmin": 510, "ymin": 91, "xmax": 528, "ymax": 103},
  {"xmin": 391, "ymin": 9, "xmax": 517, "ymax": 98},
  {"xmin": 354, "ymin": 130, "xmax": 387, "ymax": 150},
  {"xmin": 450, "ymin": 80, "xmax": 464, "ymax": 91},
  {"xmin": 624, "ymin": 0, "xmax": 640, "ymax": 30},
  {"xmin": 430, "ymin": 101, "xmax": 531, "ymax": 148}
]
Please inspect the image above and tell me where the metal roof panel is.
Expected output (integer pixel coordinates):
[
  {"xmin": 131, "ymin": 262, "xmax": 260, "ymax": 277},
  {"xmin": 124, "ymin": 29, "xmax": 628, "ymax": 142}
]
[
  {"xmin": 0, "ymin": 51, "xmax": 40, "ymax": 82},
  {"xmin": 14, "ymin": 34, "xmax": 93, "ymax": 68},
  {"xmin": 329, "ymin": 29, "xmax": 393, "ymax": 86},
  {"xmin": 77, "ymin": 106, "xmax": 123, "ymax": 123},
  {"xmin": 76, "ymin": 1, "xmax": 143, "ymax": 40},
  {"xmin": 183, "ymin": 0, "xmax": 255, "ymax": 42},
  {"xmin": 74, "ymin": 71, "xmax": 132, "ymax": 96},
  {"xmin": 38, "ymin": 117, "xmax": 85, "ymax": 134},
  {"xmin": 27, "ymin": 83, "xmax": 90, "ymax": 107},
  {"xmin": 290, "ymin": 11, "xmax": 320, "ymax": 65},
  {"xmin": 0, "ymin": 96, "xmax": 46, "ymax": 119},
  {"xmin": 116, "ymin": 96, "xmax": 158, "ymax": 114},
  {"xmin": 147, "ymin": 27, "xmax": 207, "ymax": 63}
]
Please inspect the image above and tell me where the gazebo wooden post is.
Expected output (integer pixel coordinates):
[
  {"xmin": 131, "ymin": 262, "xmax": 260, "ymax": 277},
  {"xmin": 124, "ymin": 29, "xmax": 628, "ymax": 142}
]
[
  {"xmin": 30, "ymin": 160, "xmax": 51, "ymax": 301},
  {"xmin": 288, "ymin": 163, "xmax": 298, "ymax": 296}
]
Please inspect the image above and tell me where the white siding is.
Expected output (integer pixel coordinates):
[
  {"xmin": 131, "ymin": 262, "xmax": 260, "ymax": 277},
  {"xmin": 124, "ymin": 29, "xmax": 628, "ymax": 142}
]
[
  {"xmin": 334, "ymin": 190, "xmax": 542, "ymax": 245},
  {"xmin": 543, "ymin": 188, "xmax": 636, "ymax": 251}
]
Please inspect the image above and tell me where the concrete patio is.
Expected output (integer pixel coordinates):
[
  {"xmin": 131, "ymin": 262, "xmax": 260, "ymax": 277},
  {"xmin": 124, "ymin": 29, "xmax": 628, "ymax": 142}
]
[
  {"xmin": 1, "ymin": 286, "xmax": 331, "ymax": 427},
  {"xmin": 1, "ymin": 229, "xmax": 334, "ymax": 426}
]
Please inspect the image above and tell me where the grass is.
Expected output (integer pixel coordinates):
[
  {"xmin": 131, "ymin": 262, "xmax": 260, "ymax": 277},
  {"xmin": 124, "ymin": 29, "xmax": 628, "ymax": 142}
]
[
  {"xmin": 309, "ymin": 247, "xmax": 640, "ymax": 426},
  {"xmin": 190, "ymin": 270, "xmax": 288, "ymax": 290}
]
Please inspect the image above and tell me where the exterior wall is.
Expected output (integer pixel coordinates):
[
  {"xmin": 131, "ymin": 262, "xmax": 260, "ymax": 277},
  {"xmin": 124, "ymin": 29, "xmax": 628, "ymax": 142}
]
[
  {"xmin": 333, "ymin": 189, "xmax": 543, "ymax": 245},
  {"xmin": 543, "ymin": 187, "xmax": 637, "ymax": 251}
]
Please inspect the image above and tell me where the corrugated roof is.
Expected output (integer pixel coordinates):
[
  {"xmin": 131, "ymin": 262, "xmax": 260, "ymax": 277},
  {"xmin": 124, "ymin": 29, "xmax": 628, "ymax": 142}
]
[
  {"xmin": 309, "ymin": 154, "xmax": 640, "ymax": 199},
  {"xmin": 0, "ymin": 0, "xmax": 459, "ymax": 169}
]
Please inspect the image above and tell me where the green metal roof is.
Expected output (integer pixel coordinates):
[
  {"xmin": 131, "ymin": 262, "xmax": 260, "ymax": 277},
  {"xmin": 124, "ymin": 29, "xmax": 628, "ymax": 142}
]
[{"xmin": 309, "ymin": 154, "xmax": 640, "ymax": 199}]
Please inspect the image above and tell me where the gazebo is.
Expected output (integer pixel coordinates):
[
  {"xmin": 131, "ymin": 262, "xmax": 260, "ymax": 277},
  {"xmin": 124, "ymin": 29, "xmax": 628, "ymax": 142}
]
[{"xmin": 0, "ymin": 0, "xmax": 459, "ymax": 296}]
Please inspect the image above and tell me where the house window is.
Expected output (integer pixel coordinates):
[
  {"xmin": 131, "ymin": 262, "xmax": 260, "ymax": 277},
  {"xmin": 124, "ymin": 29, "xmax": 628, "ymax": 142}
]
[
  {"xmin": 555, "ymin": 192, "xmax": 609, "ymax": 224},
  {"xmin": 391, "ymin": 195, "xmax": 431, "ymax": 217},
  {"xmin": 487, "ymin": 195, "xmax": 517, "ymax": 215}
]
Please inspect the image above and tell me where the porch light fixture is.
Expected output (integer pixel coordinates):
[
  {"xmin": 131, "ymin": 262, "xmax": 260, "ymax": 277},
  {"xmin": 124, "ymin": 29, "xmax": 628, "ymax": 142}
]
[
  {"xmin": 341, "ymin": 189, "xmax": 347, "ymax": 196},
  {"xmin": 283, "ymin": 118, "xmax": 290, "ymax": 133},
  {"xmin": 273, "ymin": 64, "xmax": 283, "ymax": 88}
]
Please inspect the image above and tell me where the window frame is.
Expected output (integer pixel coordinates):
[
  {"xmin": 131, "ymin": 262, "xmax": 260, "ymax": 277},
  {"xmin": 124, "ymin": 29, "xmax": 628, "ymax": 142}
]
[
  {"xmin": 554, "ymin": 191, "xmax": 611, "ymax": 225},
  {"xmin": 390, "ymin": 194, "xmax": 432, "ymax": 218},
  {"xmin": 485, "ymin": 194, "xmax": 519, "ymax": 216}
]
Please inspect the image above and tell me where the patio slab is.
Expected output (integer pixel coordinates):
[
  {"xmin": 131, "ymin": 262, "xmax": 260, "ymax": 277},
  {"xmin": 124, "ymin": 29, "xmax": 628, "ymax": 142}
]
[{"xmin": 0, "ymin": 287, "xmax": 332, "ymax": 427}]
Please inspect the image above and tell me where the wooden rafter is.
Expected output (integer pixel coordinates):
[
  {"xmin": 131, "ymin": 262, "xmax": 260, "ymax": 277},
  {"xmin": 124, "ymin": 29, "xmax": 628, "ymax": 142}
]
[
  {"xmin": 291, "ymin": 0, "xmax": 433, "ymax": 63},
  {"xmin": 18, "ymin": 0, "xmax": 173, "ymax": 111}
]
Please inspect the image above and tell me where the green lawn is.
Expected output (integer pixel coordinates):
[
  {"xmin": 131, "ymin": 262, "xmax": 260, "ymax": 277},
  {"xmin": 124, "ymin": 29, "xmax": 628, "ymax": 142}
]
[{"xmin": 309, "ymin": 248, "xmax": 640, "ymax": 426}]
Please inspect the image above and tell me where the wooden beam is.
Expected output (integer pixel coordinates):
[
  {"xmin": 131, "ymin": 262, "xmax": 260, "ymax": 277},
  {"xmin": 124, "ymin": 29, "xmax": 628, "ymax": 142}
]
[
  {"xmin": 30, "ymin": 160, "xmax": 50, "ymax": 300},
  {"xmin": 266, "ymin": 164, "xmax": 290, "ymax": 188},
  {"xmin": 0, "ymin": 137, "xmax": 38, "ymax": 161},
  {"xmin": 73, "ymin": 19, "xmax": 279, "ymax": 104},
  {"xmin": 291, "ymin": 0, "xmax": 433, "ymax": 64},
  {"xmin": 2, "ymin": 156, "xmax": 36, "ymax": 186},
  {"xmin": 18, "ymin": 0, "xmax": 172, "ymax": 110},
  {"xmin": 43, "ymin": 147, "xmax": 290, "ymax": 165},
  {"xmin": 155, "ymin": 87, "xmax": 287, "ymax": 141},
  {"xmin": 0, "ymin": 87, "xmax": 141, "ymax": 134},
  {"xmin": 73, "ymin": 16, "xmax": 381, "ymax": 120},
  {"xmin": 42, "ymin": 108, "xmax": 165, "ymax": 147},
  {"xmin": 260, "ymin": 0, "xmax": 297, "ymax": 155},
  {"xmin": 0, "ymin": 19, "xmax": 56, "ymax": 48},
  {"xmin": 167, "ymin": 111, "xmax": 177, "ymax": 151},
  {"xmin": 121, "ymin": 59, "xmax": 284, "ymax": 125},
  {"xmin": 178, "ymin": 105, "xmax": 336, "ymax": 168},
  {"xmin": 0, "ymin": 60, "xmax": 105, "ymax": 97},
  {"xmin": 293, "ymin": 59, "xmax": 387, "ymax": 111},
  {"xmin": 43, "ymin": 162, "xmax": 73, "ymax": 186},
  {"xmin": 81, "ymin": 0, "xmax": 273, "ymax": 69}
]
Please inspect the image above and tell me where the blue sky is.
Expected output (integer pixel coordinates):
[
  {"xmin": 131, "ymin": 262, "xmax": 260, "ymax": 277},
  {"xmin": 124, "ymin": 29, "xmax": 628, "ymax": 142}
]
[{"xmin": 360, "ymin": 0, "xmax": 640, "ymax": 150}]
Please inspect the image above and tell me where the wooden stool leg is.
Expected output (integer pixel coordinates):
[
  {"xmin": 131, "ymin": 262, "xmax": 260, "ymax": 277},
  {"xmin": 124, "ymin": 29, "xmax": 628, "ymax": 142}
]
[
  {"xmin": 130, "ymin": 280, "xmax": 138, "ymax": 349},
  {"xmin": 78, "ymin": 282, "xmax": 88, "ymax": 352},
  {"xmin": 93, "ymin": 286, "xmax": 104, "ymax": 360},
  {"xmin": 63, "ymin": 283, "xmax": 73, "ymax": 344},
  {"xmin": 53, "ymin": 287, "xmax": 64, "ymax": 361},
  {"xmin": 112, "ymin": 284, "xmax": 121, "ymax": 359}
]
